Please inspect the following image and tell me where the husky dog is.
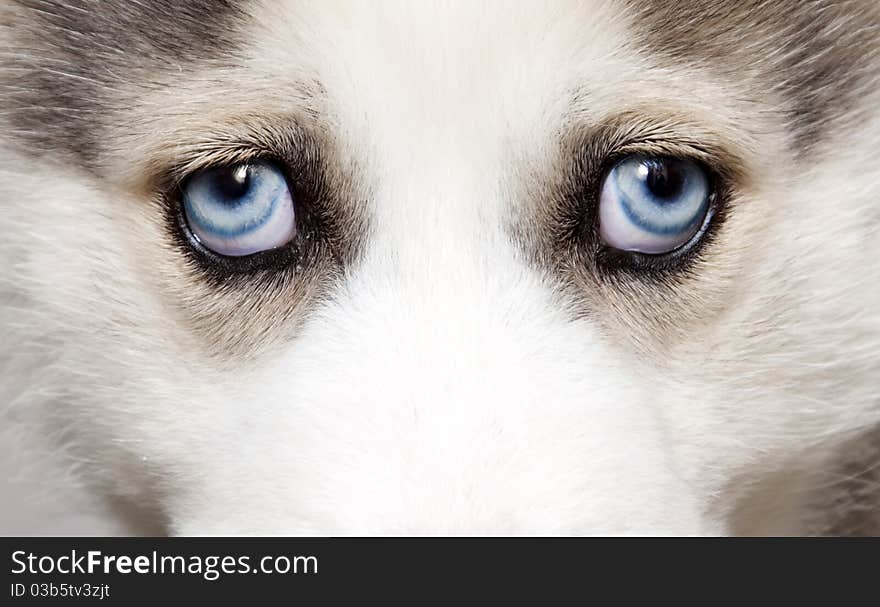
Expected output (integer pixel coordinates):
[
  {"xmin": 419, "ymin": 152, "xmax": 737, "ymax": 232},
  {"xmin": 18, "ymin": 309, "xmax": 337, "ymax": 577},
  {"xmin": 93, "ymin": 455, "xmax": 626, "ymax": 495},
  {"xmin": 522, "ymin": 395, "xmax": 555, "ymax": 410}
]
[{"xmin": 0, "ymin": 0, "xmax": 878, "ymax": 535}]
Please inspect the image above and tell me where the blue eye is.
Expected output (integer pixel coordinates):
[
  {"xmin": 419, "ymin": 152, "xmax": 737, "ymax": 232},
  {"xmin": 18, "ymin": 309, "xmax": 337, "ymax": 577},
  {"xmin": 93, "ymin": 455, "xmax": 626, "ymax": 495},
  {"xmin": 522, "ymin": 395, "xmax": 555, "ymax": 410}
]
[
  {"xmin": 598, "ymin": 156, "xmax": 711, "ymax": 254},
  {"xmin": 182, "ymin": 161, "xmax": 295, "ymax": 257}
]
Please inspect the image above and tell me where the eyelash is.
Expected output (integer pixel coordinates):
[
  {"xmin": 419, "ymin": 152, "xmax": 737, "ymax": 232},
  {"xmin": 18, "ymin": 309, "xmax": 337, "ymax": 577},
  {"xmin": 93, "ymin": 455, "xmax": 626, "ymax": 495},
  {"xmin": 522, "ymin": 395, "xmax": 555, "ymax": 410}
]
[
  {"xmin": 163, "ymin": 152, "xmax": 328, "ymax": 284},
  {"xmin": 562, "ymin": 148, "xmax": 730, "ymax": 280},
  {"xmin": 163, "ymin": 137, "xmax": 731, "ymax": 287}
]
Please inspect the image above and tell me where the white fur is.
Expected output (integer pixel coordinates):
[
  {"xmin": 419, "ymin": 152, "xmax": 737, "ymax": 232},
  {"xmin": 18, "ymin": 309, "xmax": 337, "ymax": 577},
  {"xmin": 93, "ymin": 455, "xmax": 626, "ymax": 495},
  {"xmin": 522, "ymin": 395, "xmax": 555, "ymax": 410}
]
[{"xmin": 1, "ymin": 1, "xmax": 878, "ymax": 535}]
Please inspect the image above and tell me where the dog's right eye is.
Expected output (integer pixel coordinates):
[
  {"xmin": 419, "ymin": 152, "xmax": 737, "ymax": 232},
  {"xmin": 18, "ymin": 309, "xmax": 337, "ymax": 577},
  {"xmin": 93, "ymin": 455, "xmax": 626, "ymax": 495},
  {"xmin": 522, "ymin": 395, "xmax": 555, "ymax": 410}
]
[{"xmin": 181, "ymin": 161, "xmax": 296, "ymax": 257}]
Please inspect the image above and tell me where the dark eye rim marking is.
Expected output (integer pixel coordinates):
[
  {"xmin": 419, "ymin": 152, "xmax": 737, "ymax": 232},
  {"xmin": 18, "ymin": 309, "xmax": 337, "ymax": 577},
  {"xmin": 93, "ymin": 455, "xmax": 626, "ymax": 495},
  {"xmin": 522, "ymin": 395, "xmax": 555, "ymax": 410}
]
[
  {"xmin": 593, "ymin": 153, "xmax": 722, "ymax": 273},
  {"xmin": 546, "ymin": 120, "xmax": 739, "ymax": 283},
  {"xmin": 157, "ymin": 125, "xmax": 351, "ymax": 288},
  {"xmin": 595, "ymin": 190, "xmax": 721, "ymax": 275},
  {"xmin": 169, "ymin": 152, "xmax": 322, "ymax": 279}
]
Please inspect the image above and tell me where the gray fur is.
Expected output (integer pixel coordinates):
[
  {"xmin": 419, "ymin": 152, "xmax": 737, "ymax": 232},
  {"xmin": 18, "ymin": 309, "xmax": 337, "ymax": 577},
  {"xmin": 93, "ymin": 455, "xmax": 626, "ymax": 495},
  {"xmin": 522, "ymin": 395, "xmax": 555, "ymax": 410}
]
[
  {"xmin": 625, "ymin": 0, "xmax": 880, "ymax": 154},
  {"xmin": 0, "ymin": 0, "xmax": 248, "ymax": 169}
]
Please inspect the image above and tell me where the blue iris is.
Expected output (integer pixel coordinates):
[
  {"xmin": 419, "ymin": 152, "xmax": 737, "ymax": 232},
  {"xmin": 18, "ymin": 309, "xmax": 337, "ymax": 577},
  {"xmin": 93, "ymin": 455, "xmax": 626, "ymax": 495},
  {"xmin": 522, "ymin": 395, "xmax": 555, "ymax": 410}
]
[
  {"xmin": 182, "ymin": 161, "xmax": 296, "ymax": 257},
  {"xmin": 599, "ymin": 156, "xmax": 711, "ymax": 254}
]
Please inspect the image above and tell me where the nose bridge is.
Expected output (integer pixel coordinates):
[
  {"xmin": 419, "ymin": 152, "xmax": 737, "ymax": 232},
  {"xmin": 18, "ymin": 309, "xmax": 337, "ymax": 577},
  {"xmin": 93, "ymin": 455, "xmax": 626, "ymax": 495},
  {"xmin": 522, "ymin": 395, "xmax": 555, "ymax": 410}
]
[
  {"xmin": 356, "ymin": 53, "xmax": 512, "ymax": 262},
  {"xmin": 375, "ymin": 137, "xmax": 507, "ymax": 247},
  {"xmin": 347, "ymin": 134, "xmax": 544, "ymax": 384},
  {"xmin": 359, "ymin": 184, "xmax": 513, "ymax": 336},
  {"xmin": 329, "ymin": 223, "xmax": 547, "ymax": 417}
]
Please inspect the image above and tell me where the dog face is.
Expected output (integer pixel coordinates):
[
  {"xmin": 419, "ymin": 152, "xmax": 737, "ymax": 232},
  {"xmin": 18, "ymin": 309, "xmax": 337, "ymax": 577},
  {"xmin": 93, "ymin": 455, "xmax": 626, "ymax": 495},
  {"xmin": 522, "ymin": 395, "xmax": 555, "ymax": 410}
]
[{"xmin": 1, "ymin": 0, "xmax": 878, "ymax": 535}]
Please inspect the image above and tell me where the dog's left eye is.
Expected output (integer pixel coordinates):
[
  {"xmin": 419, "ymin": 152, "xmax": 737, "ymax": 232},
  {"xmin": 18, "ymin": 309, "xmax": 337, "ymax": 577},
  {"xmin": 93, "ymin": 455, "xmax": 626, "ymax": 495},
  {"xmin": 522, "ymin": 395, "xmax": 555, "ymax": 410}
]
[
  {"xmin": 181, "ymin": 161, "xmax": 295, "ymax": 257},
  {"xmin": 598, "ymin": 155, "xmax": 711, "ymax": 254}
]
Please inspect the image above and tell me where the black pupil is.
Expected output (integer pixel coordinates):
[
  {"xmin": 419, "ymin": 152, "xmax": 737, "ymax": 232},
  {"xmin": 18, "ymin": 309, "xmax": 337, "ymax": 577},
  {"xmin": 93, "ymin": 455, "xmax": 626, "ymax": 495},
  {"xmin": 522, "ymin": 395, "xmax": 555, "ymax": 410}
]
[
  {"xmin": 643, "ymin": 159, "xmax": 684, "ymax": 201},
  {"xmin": 213, "ymin": 165, "xmax": 251, "ymax": 202}
]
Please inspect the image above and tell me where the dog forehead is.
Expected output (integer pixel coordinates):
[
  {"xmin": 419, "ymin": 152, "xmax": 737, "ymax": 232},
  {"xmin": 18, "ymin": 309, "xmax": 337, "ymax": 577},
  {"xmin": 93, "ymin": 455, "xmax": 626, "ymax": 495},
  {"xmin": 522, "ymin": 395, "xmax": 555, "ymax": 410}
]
[{"xmin": 4, "ymin": 0, "xmax": 877, "ymax": 171}]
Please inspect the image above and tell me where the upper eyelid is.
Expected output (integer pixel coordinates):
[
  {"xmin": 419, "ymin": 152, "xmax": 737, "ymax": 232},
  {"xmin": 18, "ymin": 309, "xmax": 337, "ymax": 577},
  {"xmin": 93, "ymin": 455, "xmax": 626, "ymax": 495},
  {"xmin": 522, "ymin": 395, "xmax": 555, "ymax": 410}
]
[
  {"xmin": 142, "ymin": 116, "xmax": 319, "ymax": 192},
  {"xmin": 568, "ymin": 111, "xmax": 749, "ymax": 184},
  {"xmin": 166, "ymin": 145, "xmax": 277, "ymax": 191},
  {"xmin": 160, "ymin": 111, "xmax": 740, "ymax": 175},
  {"xmin": 608, "ymin": 141, "xmax": 717, "ymax": 167},
  {"xmin": 158, "ymin": 113, "xmax": 744, "ymax": 204},
  {"xmin": 593, "ymin": 140, "xmax": 731, "ymax": 186}
]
